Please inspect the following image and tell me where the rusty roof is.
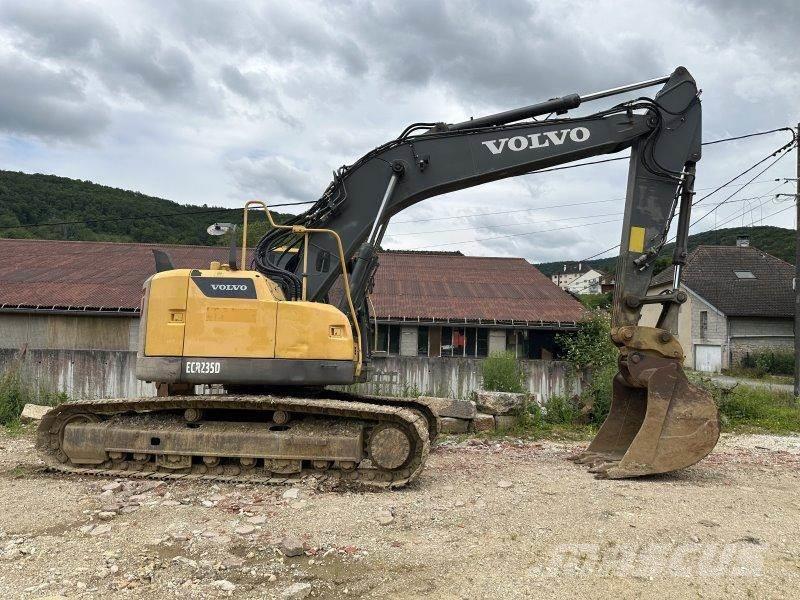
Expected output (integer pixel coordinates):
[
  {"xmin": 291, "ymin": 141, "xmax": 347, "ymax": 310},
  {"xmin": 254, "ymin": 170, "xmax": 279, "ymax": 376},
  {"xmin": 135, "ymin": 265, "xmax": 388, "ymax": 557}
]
[
  {"xmin": 0, "ymin": 238, "xmax": 585, "ymax": 323},
  {"xmin": 372, "ymin": 252, "xmax": 584, "ymax": 324}
]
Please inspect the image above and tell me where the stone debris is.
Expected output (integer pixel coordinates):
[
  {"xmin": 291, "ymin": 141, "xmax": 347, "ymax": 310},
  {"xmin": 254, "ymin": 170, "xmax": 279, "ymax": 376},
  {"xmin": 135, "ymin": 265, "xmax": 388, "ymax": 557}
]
[
  {"xmin": 474, "ymin": 391, "xmax": 527, "ymax": 416},
  {"xmin": 279, "ymin": 535, "xmax": 306, "ymax": 557},
  {"xmin": 282, "ymin": 582, "xmax": 312, "ymax": 599},
  {"xmin": 101, "ymin": 482, "xmax": 123, "ymax": 493},
  {"xmin": 471, "ymin": 412, "xmax": 496, "ymax": 432},
  {"xmin": 282, "ymin": 488, "xmax": 301, "ymax": 500},
  {"xmin": 20, "ymin": 403, "xmax": 50, "ymax": 423},
  {"xmin": 234, "ymin": 525, "xmax": 256, "ymax": 535},
  {"xmin": 97, "ymin": 512, "xmax": 116, "ymax": 521},
  {"xmin": 439, "ymin": 417, "xmax": 469, "ymax": 434},
  {"xmin": 89, "ymin": 524, "xmax": 113, "ymax": 537},
  {"xmin": 212, "ymin": 579, "xmax": 236, "ymax": 592},
  {"xmin": 375, "ymin": 510, "xmax": 395, "ymax": 525},
  {"xmin": 497, "ymin": 480, "xmax": 513, "ymax": 489},
  {"xmin": 247, "ymin": 515, "xmax": 267, "ymax": 525},
  {"xmin": 418, "ymin": 397, "xmax": 477, "ymax": 420}
]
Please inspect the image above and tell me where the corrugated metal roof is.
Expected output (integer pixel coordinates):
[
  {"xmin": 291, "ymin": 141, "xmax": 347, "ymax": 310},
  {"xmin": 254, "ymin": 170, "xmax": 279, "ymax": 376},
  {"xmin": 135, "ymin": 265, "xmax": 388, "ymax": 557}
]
[
  {"xmin": 0, "ymin": 239, "xmax": 585, "ymax": 323},
  {"xmin": 372, "ymin": 252, "xmax": 585, "ymax": 323},
  {"xmin": 651, "ymin": 245, "xmax": 794, "ymax": 317}
]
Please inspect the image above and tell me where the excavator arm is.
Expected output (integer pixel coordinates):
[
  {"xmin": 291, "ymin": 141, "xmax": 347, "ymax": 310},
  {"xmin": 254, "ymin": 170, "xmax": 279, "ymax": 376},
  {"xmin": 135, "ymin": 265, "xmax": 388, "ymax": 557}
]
[
  {"xmin": 253, "ymin": 66, "xmax": 719, "ymax": 479},
  {"xmin": 256, "ymin": 67, "xmax": 701, "ymax": 318}
]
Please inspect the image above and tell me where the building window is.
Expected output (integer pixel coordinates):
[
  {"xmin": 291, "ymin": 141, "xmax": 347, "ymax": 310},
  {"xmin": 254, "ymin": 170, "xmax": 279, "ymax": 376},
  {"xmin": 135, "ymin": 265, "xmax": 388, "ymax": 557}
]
[
  {"xmin": 734, "ymin": 270, "xmax": 755, "ymax": 279},
  {"xmin": 375, "ymin": 324, "xmax": 401, "ymax": 354},
  {"xmin": 417, "ymin": 326, "xmax": 429, "ymax": 356},
  {"xmin": 439, "ymin": 327, "xmax": 491, "ymax": 357},
  {"xmin": 699, "ymin": 310, "xmax": 708, "ymax": 338},
  {"xmin": 477, "ymin": 328, "xmax": 488, "ymax": 357}
]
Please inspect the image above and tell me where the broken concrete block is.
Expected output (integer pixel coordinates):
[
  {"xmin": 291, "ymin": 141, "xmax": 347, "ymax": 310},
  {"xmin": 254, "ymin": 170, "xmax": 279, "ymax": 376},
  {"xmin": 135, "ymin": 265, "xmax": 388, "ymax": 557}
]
[
  {"xmin": 418, "ymin": 396, "xmax": 476, "ymax": 420},
  {"xmin": 474, "ymin": 391, "xmax": 527, "ymax": 416},
  {"xmin": 20, "ymin": 404, "xmax": 51, "ymax": 423},
  {"xmin": 471, "ymin": 412, "xmax": 496, "ymax": 432},
  {"xmin": 494, "ymin": 415, "xmax": 517, "ymax": 430},
  {"xmin": 439, "ymin": 417, "xmax": 469, "ymax": 434}
]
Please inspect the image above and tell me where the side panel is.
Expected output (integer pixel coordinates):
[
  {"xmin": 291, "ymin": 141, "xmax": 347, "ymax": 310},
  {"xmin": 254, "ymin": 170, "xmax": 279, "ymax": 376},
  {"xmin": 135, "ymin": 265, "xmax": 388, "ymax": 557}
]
[
  {"xmin": 274, "ymin": 302, "xmax": 355, "ymax": 361},
  {"xmin": 144, "ymin": 271, "xmax": 189, "ymax": 357},
  {"xmin": 183, "ymin": 274, "xmax": 277, "ymax": 358}
]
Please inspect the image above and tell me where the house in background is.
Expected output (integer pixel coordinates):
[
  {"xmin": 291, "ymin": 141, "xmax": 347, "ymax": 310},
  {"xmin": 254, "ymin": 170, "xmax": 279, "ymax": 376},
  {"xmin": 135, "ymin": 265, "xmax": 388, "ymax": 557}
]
[
  {"xmin": 566, "ymin": 268, "xmax": 613, "ymax": 295},
  {"xmin": 639, "ymin": 238, "xmax": 794, "ymax": 372},
  {"xmin": 369, "ymin": 251, "xmax": 585, "ymax": 361},
  {"xmin": 550, "ymin": 262, "xmax": 592, "ymax": 289}
]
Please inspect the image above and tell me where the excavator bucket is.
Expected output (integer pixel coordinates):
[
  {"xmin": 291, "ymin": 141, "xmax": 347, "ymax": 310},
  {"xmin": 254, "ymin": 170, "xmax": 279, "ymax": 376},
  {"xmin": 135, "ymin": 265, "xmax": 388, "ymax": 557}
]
[{"xmin": 571, "ymin": 326, "xmax": 720, "ymax": 478}]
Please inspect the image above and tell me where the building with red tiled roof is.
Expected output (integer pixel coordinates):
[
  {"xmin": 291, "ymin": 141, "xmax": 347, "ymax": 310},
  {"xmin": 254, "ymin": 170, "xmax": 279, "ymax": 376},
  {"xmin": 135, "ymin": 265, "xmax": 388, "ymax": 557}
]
[{"xmin": 0, "ymin": 238, "xmax": 583, "ymax": 360}]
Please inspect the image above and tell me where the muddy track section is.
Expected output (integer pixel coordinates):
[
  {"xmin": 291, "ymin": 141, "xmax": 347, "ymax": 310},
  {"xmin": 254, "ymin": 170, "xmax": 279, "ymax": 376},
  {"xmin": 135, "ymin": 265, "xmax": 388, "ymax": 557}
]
[{"xmin": 36, "ymin": 394, "xmax": 432, "ymax": 489}]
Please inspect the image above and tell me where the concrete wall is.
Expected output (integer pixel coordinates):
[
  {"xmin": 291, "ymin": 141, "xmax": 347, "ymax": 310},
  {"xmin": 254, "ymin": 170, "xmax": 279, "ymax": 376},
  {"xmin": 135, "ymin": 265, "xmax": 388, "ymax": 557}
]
[
  {"xmin": 0, "ymin": 313, "xmax": 138, "ymax": 352},
  {"xmin": 0, "ymin": 348, "xmax": 155, "ymax": 401},
  {"xmin": 345, "ymin": 355, "xmax": 579, "ymax": 400},
  {"xmin": 728, "ymin": 317, "xmax": 794, "ymax": 365}
]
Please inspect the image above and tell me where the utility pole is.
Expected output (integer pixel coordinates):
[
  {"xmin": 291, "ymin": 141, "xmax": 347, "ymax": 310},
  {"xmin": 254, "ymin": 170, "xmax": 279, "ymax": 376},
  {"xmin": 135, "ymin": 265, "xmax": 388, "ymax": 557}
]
[{"xmin": 795, "ymin": 123, "xmax": 800, "ymax": 398}]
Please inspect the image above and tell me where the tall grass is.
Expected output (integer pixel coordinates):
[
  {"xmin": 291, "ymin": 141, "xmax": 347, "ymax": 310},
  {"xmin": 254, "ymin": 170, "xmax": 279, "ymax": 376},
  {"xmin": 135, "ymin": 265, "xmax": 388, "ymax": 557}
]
[
  {"xmin": 0, "ymin": 365, "xmax": 67, "ymax": 427},
  {"xmin": 715, "ymin": 385, "xmax": 800, "ymax": 433}
]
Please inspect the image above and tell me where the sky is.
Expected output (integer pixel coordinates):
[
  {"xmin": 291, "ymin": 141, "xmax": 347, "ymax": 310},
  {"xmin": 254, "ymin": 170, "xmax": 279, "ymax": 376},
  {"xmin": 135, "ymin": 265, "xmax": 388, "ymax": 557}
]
[{"xmin": 0, "ymin": 0, "xmax": 798, "ymax": 263}]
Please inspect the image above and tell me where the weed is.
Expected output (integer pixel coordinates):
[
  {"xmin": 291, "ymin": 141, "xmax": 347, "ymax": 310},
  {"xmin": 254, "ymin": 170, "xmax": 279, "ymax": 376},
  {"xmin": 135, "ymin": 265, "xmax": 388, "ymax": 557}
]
[{"xmin": 481, "ymin": 352, "xmax": 525, "ymax": 393}]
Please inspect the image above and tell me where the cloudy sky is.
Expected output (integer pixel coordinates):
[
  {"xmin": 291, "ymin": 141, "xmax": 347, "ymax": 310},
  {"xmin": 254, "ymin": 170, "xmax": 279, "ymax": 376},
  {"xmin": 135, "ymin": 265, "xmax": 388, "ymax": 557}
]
[{"xmin": 0, "ymin": 0, "xmax": 797, "ymax": 263}]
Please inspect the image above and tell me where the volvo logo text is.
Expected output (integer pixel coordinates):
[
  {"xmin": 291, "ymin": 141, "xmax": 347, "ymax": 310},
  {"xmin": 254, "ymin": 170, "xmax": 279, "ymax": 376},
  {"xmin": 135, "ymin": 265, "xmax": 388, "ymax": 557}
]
[
  {"xmin": 210, "ymin": 284, "xmax": 248, "ymax": 291},
  {"xmin": 481, "ymin": 127, "xmax": 591, "ymax": 155}
]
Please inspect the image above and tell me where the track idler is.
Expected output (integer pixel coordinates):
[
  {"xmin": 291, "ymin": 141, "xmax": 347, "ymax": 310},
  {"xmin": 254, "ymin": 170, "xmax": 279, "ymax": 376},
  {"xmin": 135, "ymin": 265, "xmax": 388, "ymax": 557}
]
[{"xmin": 571, "ymin": 326, "xmax": 720, "ymax": 478}]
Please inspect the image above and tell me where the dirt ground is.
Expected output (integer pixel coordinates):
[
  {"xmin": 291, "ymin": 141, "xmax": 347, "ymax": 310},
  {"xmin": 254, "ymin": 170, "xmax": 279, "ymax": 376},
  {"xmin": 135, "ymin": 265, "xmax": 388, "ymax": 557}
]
[{"xmin": 0, "ymin": 429, "xmax": 798, "ymax": 599}]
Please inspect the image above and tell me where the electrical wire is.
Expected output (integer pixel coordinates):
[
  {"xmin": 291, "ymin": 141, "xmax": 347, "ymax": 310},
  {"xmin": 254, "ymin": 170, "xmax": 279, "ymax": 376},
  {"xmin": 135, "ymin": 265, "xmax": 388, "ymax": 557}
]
[
  {"xmin": 0, "ymin": 200, "xmax": 316, "ymax": 231},
  {"xmin": 574, "ymin": 136, "xmax": 798, "ymax": 263},
  {"xmin": 390, "ymin": 178, "xmax": 782, "ymax": 226},
  {"xmin": 518, "ymin": 127, "xmax": 796, "ymax": 176},
  {"xmin": 387, "ymin": 191, "xmax": 784, "ymax": 238}
]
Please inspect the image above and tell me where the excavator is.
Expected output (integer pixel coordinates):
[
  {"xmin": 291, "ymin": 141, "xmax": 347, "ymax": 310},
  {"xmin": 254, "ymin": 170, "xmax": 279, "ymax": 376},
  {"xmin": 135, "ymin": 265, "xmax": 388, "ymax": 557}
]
[{"xmin": 37, "ymin": 66, "xmax": 720, "ymax": 487}]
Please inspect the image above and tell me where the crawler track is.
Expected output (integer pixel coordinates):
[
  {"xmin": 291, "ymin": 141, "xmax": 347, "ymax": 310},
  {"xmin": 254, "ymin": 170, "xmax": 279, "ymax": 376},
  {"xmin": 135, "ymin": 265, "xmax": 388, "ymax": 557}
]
[{"xmin": 37, "ymin": 393, "xmax": 437, "ymax": 489}]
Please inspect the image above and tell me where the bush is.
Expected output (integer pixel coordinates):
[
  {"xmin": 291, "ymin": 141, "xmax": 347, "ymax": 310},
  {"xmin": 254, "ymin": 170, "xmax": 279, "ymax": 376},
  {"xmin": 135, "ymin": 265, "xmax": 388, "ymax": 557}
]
[
  {"xmin": 481, "ymin": 351, "xmax": 525, "ymax": 393},
  {"xmin": 542, "ymin": 395, "xmax": 581, "ymax": 425},
  {"xmin": 0, "ymin": 365, "xmax": 67, "ymax": 426},
  {"xmin": 740, "ymin": 350, "xmax": 794, "ymax": 377},
  {"xmin": 557, "ymin": 310, "xmax": 618, "ymax": 425}
]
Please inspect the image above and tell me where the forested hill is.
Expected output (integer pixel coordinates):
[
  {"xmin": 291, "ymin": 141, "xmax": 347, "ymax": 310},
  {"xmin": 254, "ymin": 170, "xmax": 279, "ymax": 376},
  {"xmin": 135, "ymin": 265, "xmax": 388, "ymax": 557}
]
[
  {"xmin": 535, "ymin": 225, "xmax": 795, "ymax": 276},
  {"xmin": 0, "ymin": 170, "xmax": 291, "ymax": 246}
]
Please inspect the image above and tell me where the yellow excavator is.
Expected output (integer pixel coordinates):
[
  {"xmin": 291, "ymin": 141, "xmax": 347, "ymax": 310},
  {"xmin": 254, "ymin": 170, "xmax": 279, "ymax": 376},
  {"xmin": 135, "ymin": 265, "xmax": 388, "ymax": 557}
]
[{"xmin": 37, "ymin": 66, "xmax": 720, "ymax": 487}]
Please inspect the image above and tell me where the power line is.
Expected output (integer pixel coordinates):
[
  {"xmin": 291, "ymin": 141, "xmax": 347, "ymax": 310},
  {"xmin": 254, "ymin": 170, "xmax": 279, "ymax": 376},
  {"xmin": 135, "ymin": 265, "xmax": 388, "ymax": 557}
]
[
  {"xmin": 391, "ymin": 178, "xmax": 781, "ymax": 225},
  {"xmin": 690, "ymin": 144, "xmax": 795, "ymax": 227},
  {"xmin": 388, "ymin": 210, "xmax": 624, "ymax": 237},
  {"xmin": 0, "ymin": 200, "xmax": 315, "ymax": 232},
  {"xmin": 417, "ymin": 217, "xmax": 622, "ymax": 249},
  {"xmin": 521, "ymin": 126, "xmax": 796, "ymax": 176},
  {"xmin": 575, "ymin": 137, "xmax": 797, "ymax": 263},
  {"xmin": 390, "ymin": 191, "xmax": 783, "ymax": 238}
]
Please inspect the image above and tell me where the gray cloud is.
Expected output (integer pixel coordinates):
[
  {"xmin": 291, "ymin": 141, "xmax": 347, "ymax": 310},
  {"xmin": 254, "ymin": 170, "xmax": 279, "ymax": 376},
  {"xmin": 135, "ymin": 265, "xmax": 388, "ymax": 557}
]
[
  {"xmin": 0, "ymin": 56, "xmax": 110, "ymax": 140},
  {"xmin": 1, "ymin": 0, "xmax": 204, "ymax": 108},
  {"xmin": 0, "ymin": 0, "xmax": 797, "ymax": 264},
  {"xmin": 226, "ymin": 155, "xmax": 324, "ymax": 203}
]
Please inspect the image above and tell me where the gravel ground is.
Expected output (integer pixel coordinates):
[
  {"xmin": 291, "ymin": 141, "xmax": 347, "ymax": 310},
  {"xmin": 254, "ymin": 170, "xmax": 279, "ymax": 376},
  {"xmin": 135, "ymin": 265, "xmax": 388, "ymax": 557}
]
[{"xmin": 0, "ymin": 428, "xmax": 799, "ymax": 599}]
